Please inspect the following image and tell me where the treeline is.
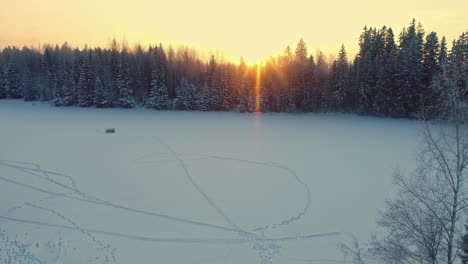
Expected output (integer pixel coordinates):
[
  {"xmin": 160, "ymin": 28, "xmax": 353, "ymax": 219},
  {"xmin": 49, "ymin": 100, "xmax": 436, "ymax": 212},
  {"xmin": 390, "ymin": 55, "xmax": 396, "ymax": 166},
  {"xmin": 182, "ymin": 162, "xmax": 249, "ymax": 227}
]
[{"xmin": 0, "ymin": 19, "xmax": 466, "ymax": 118}]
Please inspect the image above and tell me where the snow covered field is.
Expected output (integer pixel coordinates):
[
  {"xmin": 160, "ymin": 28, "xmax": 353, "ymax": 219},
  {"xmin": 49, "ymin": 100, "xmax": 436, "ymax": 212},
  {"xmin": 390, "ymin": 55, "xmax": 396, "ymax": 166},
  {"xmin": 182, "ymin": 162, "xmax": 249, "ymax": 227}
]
[{"xmin": 0, "ymin": 99, "xmax": 419, "ymax": 264}]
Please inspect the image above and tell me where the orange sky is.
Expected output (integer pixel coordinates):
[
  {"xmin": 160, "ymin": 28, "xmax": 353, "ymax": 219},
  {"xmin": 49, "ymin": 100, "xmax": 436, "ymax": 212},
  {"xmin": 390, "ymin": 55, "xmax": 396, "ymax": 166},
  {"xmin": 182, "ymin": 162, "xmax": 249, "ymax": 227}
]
[{"xmin": 0, "ymin": 0, "xmax": 467, "ymax": 63}]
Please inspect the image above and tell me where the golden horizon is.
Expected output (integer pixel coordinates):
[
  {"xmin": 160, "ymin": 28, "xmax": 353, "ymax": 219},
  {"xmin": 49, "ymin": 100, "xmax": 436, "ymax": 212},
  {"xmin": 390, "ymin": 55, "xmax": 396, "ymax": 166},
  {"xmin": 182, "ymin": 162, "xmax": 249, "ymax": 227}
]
[{"xmin": 1, "ymin": 0, "xmax": 467, "ymax": 64}]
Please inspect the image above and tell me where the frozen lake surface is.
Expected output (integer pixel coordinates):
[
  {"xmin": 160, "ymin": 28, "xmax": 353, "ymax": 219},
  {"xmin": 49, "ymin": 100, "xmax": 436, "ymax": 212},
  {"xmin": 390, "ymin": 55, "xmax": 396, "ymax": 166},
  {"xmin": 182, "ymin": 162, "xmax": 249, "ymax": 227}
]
[{"xmin": 0, "ymin": 100, "xmax": 419, "ymax": 264}]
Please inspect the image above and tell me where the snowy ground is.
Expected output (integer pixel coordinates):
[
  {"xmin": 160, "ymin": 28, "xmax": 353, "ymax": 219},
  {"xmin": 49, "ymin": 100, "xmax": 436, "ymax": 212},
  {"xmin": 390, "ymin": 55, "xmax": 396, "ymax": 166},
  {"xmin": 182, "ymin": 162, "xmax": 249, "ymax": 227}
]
[{"xmin": 0, "ymin": 99, "xmax": 419, "ymax": 264}]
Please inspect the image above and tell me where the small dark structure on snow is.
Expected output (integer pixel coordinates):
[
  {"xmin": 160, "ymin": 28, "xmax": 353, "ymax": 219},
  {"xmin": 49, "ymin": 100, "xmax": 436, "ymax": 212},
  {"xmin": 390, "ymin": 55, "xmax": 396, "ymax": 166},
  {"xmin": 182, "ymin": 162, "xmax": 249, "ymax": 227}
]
[{"xmin": 105, "ymin": 128, "xmax": 115, "ymax": 133}]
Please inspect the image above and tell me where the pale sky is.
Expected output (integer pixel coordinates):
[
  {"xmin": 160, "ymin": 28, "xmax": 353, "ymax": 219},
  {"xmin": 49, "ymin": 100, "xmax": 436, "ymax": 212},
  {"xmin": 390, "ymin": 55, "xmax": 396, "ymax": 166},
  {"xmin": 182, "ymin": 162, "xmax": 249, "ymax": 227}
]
[{"xmin": 0, "ymin": 0, "xmax": 467, "ymax": 63}]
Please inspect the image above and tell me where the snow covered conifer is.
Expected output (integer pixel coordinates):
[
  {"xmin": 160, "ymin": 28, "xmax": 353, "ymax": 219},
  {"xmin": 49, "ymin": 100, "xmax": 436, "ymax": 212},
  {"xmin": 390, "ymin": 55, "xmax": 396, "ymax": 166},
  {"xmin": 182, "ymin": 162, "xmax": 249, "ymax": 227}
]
[
  {"xmin": 439, "ymin": 36, "xmax": 448, "ymax": 66},
  {"xmin": 295, "ymin": 38, "xmax": 308, "ymax": 63},
  {"xmin": 1, "ymin": 63, "xmax": 22, "ymax": 99},
  {"xmin": 396, "ymin": 19, "xmax": 425, "ymax": 116},
  {"xmin": 238, "ymin": 80, "xmax": 254, "ymax": 113},
  {"xmin": 332, "ymin": 44, "xmax": 349, "ymax": 109},
  {"xmin": 116, "ymin": 55, "xmax": 135, "ymax": 108},
  {"xmin": 94, "ymin": 74, "xmax": 112, "ymax": 108},
  {"xmin": 294, "ymin": 38, "xmax": 308, "ymax": 110},
  {"xmin": 146, "ymin": 49, "xmax": 169, "ymax": 110},
  {"xmin": 76, "ymin": 54, "xmax": 93, "ymax": 107},
  {"xmin": 196, "ymin": 82, "xmax": 211, "ymax": 111},
  {"xmin": 22, "ymin": 67, "xmax": 39, "ymax": 102},
  {"xmin": 176, "ymin": 77, "xmax": 197, "ymax": 110},
  {"xmin": 219, "ymin": 69, "xmax": 232, "ymax": 111},
  {"xmin": 422, "ymin": 32, "xmax": 440, "ymax": 88},
  {"xmin": 0, "ymin": 66, "xmax": 6, "ymax": 99},
  {"xmin": 303, "ymin": 55, "xmax": 316, "ymax": 112}
]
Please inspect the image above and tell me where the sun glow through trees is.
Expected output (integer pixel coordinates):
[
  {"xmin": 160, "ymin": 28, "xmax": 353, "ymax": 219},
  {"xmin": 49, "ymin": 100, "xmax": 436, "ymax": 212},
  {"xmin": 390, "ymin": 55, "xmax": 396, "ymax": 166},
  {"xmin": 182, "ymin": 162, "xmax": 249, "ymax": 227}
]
[{"xmin": 255, "ymin": 63, "xmax": 262, "ymax": 112}]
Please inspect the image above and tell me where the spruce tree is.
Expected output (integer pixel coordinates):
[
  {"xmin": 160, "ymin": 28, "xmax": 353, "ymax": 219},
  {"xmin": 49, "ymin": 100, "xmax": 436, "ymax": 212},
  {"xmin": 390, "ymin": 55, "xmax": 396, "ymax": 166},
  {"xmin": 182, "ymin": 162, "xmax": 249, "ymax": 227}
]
[
  {"xmin": 206, "ymin": 55, "xmax": 221, "ymax": 110},
  {"xmin": 22, "ymin": 67, "xmax": 38, "ymax": 101},
  {"xmin": 397, "ymin": 19, "xmax": 425, "ymax": 116},
  {"xmin": 43, "ymin": 47, "xmax": 58, "ymax": 101},
  {"xmin": 439, "ymin": 36, "xmax": 448, "ymax": 66},
  {"xmin": 146, "ymin": 49, "xmax": 168, "ymax": 110},
  {"xmin": 247, "ymin": 93, "xmax": 255, "ymax": 113},
  {"xmin": 110, "ymin": 40, "xmax": 120, "ymax": 103},
  {"xmin": 450, "ymin": 31, "xmax": 467, "ymax": 67},
  {"xmin": 218, "ymin": 68, "xmax": 231, "ymax": 111},
  {"xmin": 76, "ymin": 53, "xmax": 93, "ymax": 107},
  {"xmin": 295, "ymin": 38, "xmax": 308, "ymax": 63},
  {"xmin": 282, "ymin": 45, "xmax": 296, "ymax": 112},
  {"xmin": 3, "ymin": 63, "xmax": 21, "ymax": 99},
  {"xmin": 357, "ymin": 53, "xmax": 373, "ymax": 113},
  {"xmin": 332, "ymin": 44, "xmax": 349, "ymax": 110},
  {"xmin": 422, "ymin": 32, "xmax": 440, "ymax": 88},
  {"xmin": 294, "ymin": 38, "xmax": 308, "ymax": 109},
  {"xmin": 383, "ymin": 27, "xmax": 403, "ymax": 116},
  {"xmin": 303, "ymin": 55, "xmax": 317, "ymax": 112},
  {"xmin": 60, "ymin": 46, "xmax": 75, "ymax": 106},
  {"xmin": 0, "ymin": 66, "xmax": 6, "ymax": 99},
  {"xmin": 116, "ymin": 53, "xmax": 135, "ymax": 108},
  {"xmin": 175, "ymin": 78, "xmax": 197, "ymax": 110},
  {"xmin": 238, "ymin": 80, "xmax": 253, "ymax": 113},
  {"xmin": 196, "ymin": 82, "xmax": 211, "ymax": 111},
  {"xmin": 94, "ymin": 74, "xmax": 112, "ymax": 108},
  {"xmin": 315, "ymin": 51, "xmax": 330, "ymax": 110}
]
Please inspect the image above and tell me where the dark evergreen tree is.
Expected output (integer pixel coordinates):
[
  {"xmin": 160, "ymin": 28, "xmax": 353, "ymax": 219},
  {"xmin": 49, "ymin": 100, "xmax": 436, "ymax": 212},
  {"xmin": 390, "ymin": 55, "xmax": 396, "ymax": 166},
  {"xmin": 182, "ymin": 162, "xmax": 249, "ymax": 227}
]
[
  {"xmin": 110, "ymin": 39, "xmax": 120, "ymax": 105},
  {"xmin": 0, "ymin": 66, "xmax": 6, "ymax": 99},
  {"xmin": 146, "ymin": 48, "xmax": 169, "ymax": 110},
  {"xmin": 42, "ymin": 47, "xmax": 58, "ymax": 101},
  {"xmin": 3, "ymin": 63, "xmax": 21, "ymax": 99},
  {"xmin": 281, "ymin": 45, "xmax": 295, "ymax": 112},
  {"xmin": 22, "ymin": 67, "xmax": 38, "ymax": 101},
  {"xmin": 76, "ymin": 52, "xmax": 93, "ymax": 107},
  {"xmin": 303, "ymin": 55, "xmax": 317, "ymax": 112},
  {"xmin": 332, "ymin": 44, "xmax": 349, "ymax": 110},
  {"xmin": 94, "ymin": 73, "xmax": 112, "ymax": 108},
  {"xmin": 175, "ymin": 77, "xmax": 197, "ymax": 110},
  {"xmin": 116, "ymin": 52, "xmax": 135, "ymax": 108},
  {"xmin": 357, "ymin": 52, "xmax": 374, "ymax": 113},
  {"xmin": 383, "ymin": 27, "xmax": 403, "ymax": 116},
  {"xmin": 397, "ymin": 19, "xmax": 425, "ymax": 116},
  {"xmin": 217, "ymin": 67, "xmax": 231, "ymax": 111},
  {"xmin": 439, "ymin": 36, "xmax": 448, "ymax": 66},
  {"xmin": 294, "ymin": 38, "xmax": 308, "ymax": 110},
  {"xmin": 422, "ymin": 32, "xmax": 440, "ymax": 88},
  {"xmin": 238, "ymin": 80, "xmax": 253, "ymax": 113},
  {"xmin": 60, "ymin": 46, "xmax": 75, "ymax": 106},
  {"xmin": 196, "ymin": 82, "xmax": 211, "ymax": 111},
  {"xmin": 315, "ymin": 51, "xmax": 329, "ymax": 110}
]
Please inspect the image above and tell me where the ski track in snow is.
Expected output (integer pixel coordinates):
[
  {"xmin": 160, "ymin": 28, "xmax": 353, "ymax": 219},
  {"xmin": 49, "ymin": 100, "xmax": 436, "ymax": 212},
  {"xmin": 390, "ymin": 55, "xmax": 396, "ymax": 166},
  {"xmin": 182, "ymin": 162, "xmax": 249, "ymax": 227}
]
[
  {"xmin": 0, "ymin": 138, "xmax": 337, "ymax": 264},
  {"xmin": 0, "ymin": 214, "xmax": 340, "ymax": 244},
  {"xmin": 0, "ymin": 160, "xmax": 240, "ymax": 233},
  {"xmin": 134, "ymin": 139, "xmax": 312, "ymax": 233},
  {"xmin": 176, "ymin": 153, "xmax": 312, "ymax": 232},
  {"xmin": 153, "ymin": 137, "xmax": 280, "ymax": 264},
  {"xmin": 1, "ymin": 159, "xmax": 79, "ymax": 190}
]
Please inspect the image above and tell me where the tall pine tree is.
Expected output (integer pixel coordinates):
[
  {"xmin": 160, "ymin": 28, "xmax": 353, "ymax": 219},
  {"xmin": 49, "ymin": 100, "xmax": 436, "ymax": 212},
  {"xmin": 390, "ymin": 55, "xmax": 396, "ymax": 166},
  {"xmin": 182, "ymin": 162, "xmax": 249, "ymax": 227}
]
[
  {"xmin": 332, "ymin": 44, "xmax": 349, "ymax": 110},
  {"xmin": 146, "ymin": 48, "xmax": 169, "ymax": 110}
]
